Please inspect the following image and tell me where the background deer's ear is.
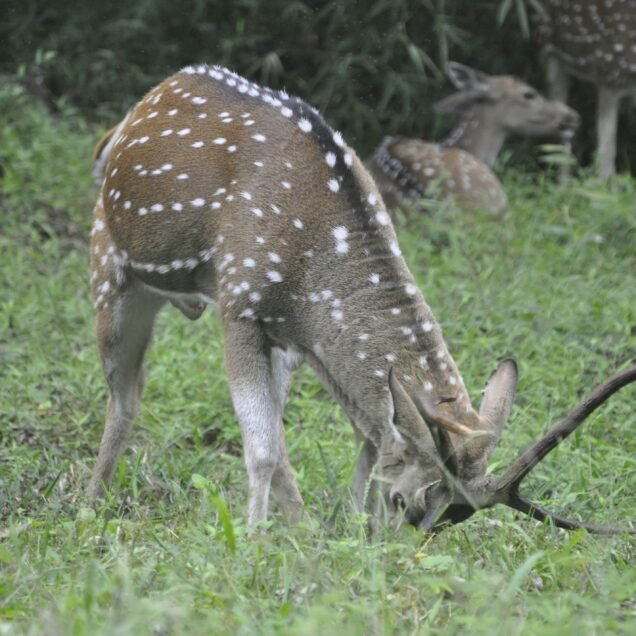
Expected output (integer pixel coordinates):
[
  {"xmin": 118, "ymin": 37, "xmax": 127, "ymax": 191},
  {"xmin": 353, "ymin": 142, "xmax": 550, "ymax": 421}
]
[
  {"xmin": 433, "ymin": 62, "xmax": 494, "ymax": 115},
  {"xmin": 387, "ymin": 369, "xmax": 433, "ymax": 455},
  {"xmin": 446, "ymin": 61, "xmax": 491, "ymax": 91},
  {"xmin": 432, "ymin": 87, "xmax": 494, "ymax": 114}
]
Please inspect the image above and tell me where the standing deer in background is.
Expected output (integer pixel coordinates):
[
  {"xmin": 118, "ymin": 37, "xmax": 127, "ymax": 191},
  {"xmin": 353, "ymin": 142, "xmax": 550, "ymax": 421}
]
[
  {"xmin": 537, "ymin": 0, "xmax": 636, "ymax": 180},
  {"xmin": 90, "ymin": 64, "xmax": 635, "ymax": 533},
  {"xmin": 367, "ymin": 62, "xmax": 579, "ymax": 217}
]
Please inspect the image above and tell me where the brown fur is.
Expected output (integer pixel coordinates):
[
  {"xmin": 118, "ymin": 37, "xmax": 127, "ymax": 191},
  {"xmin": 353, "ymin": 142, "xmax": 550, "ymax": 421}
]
[{"xmin": 88, "ymin": 64, "xmax": 517, "ymax": 526}]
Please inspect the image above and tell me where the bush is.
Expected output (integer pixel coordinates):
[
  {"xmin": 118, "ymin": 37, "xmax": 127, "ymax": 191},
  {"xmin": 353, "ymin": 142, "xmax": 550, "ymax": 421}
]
[
  {"xmin": 1, "ymin": 0, "xmax": 547, "ymax": 159},
  {"xmin": 0, "ymin": 77, "xmax": 95, "ymax": 243}
]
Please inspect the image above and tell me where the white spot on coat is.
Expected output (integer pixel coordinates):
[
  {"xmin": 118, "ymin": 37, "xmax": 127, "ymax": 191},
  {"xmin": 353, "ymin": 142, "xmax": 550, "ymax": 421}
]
[
  {"xmin": 376, "ymin": 210, "xmax": 390, "ymax": 226},
  {"xmin": 298, "ymin": 118, "xmax": 312, "ymax": 133}
]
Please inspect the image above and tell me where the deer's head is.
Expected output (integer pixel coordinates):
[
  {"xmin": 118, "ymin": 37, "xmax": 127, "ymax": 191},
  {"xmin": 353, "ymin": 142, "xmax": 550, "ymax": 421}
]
[
  {"xmin": 378, "ymin": 361, "xmax": 636, "ymax": 534},
  {"xmin": 377, "ymin": 360, "xmax": 516, "ymax": 528},
  {"xmin": 434, "ymin": 62, "xmax": 580, "ymax": 140}
]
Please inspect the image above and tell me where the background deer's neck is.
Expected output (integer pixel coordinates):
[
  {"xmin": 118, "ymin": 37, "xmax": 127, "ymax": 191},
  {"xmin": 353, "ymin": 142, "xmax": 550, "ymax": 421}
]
[{"xmin": 442, "ymin": 109, "xmax": 508, "ymax": 167}]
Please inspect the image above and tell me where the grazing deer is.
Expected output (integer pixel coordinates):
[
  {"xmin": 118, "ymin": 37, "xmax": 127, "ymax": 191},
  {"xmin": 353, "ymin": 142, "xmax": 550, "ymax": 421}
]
[
  {"xmin": 367, "ymin": 62, "xmax": 579, "ymax": 217},
  {"xmin": 90, "ymin": 64, "xmax": 634, "ymax": 533},
  {"xmin": 536, "ymin": 0, "xmax": 636, "ymax": 180}
]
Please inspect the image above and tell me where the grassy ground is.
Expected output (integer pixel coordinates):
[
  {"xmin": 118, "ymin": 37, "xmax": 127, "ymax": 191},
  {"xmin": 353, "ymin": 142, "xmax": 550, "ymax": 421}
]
[{"xmin": 1, "ymin": 82, "xmax": 635, "ymax": 635}]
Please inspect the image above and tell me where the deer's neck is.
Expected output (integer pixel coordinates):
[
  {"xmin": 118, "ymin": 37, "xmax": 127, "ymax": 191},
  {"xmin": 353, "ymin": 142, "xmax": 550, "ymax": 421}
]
[
  {"xmin": 442, "ymin": 109, "xmax": 508, "ymax": 167},
  {"xmin": 276, "ymin": 249, "xmax": 475, "ymax": 444}
]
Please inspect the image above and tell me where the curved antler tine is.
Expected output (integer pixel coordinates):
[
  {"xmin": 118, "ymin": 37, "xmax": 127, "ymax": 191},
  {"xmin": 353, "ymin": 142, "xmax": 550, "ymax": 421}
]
[
  {"xmin": 495, "ymin": 365, "xmax": 636, "ymax": 493},
  {"xmin": 412, "ymin": 394, "xmax": 492, "ymax": 439},
  {"xmin": 506, "ymin": 492, "xmax": 636, "ymax": 535}
]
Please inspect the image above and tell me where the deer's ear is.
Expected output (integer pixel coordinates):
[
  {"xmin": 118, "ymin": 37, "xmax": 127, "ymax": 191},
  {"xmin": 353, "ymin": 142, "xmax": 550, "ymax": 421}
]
[
  {"xmin": 445, "ymin": 359, "xmax": 517, "ymax": 481},
  {"xmin": 433, "ymin": 62, "xmax": 494, "ymax": 115},
  {"xmin": 433, "ymin": 87, "xmax": 496, "ymax": 114},
  {"xmin": 446, "ymin": 61, "xmax": 491, "ymax": 91},
  {"xmin": 433, "ymin": 91, "xmax": 485, "ymax": 114},
  {"xmin": 387, "ymin": 369, "xmax": 432, "ymax": 454},
  {"xmin": 478, "ymin": 358, "xmax": 518, "ymax": 454}
]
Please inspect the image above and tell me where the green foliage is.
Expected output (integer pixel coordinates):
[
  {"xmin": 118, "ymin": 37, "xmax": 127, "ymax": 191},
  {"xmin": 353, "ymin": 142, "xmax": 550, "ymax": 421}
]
[
  {"xmin": 7, "ymin": 0, "xmax": 632, "ymax": 168},
  {"xmin": 1, "ymin": 0, "xmax": 546, "ymax": 158},
  {"xmin": 0, "ymin": 78, "xmax": 95, "ymax": 245},
  {"xmin": 1, "ymin": 88, "xmax": 635, "ymax": 635},
  {"xmin": 4, "ymin": 0, "xmax": 635, "ymax": 169}
]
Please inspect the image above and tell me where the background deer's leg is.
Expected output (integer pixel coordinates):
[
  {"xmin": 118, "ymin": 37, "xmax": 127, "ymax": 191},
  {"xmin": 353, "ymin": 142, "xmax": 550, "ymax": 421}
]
[
  {"xmin": 224, "ymin": 320, "xmax": 298, "ymax": 524},
  {"xmin": 597, "ymin": 86, "xmax": 621, "ymax": 180},
  {"xmin": 546, "ymin": 56, "xmax": 573, "ymax": 183},
  {"xmin": 88, "ymin": 282, "xmax": 165, "ymax": 498},
  {"xmin": 546, "ymin": 56, "xmax": 570, "ymax": 104}
]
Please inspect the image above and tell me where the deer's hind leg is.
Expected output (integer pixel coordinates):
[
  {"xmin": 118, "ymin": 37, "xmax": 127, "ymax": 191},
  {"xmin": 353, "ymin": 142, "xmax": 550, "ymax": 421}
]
[
  {"xmin": 224, "ymin": 320, "xmax": 304, "ymax": 525},
  {"xmin": 88, "ymin": 270, "xmax": 165, "ymax": 499},
  {"xmin": 269, "ymin": 346, "xmax": 304, "ymax": 523}
]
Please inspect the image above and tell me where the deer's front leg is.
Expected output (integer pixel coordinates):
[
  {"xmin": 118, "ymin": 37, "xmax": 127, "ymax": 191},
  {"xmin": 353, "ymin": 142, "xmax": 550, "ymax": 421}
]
[
  {"xmin": 352, "ymin": 429, "xmax": 378, "ymax": 513},
  {"xmin": 224, "ymin": 320, "xmax": 299, "ymax": 525}
]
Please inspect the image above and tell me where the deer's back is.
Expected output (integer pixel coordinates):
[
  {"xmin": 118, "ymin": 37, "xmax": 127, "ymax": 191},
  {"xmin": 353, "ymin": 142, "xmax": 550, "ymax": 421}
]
[{"xmin": 99, "ymin": 66, "xmax": 371, "ymax": 298}]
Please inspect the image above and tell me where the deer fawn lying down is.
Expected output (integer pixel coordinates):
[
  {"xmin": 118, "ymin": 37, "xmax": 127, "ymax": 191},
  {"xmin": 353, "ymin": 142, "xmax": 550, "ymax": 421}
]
[
  {"xmin": 368, "ymin": 62, "xmax": 580, "ymax": 217},
  {"xmin": 90, "ymin": 65, "xmax": 634, "ymax": 533}
]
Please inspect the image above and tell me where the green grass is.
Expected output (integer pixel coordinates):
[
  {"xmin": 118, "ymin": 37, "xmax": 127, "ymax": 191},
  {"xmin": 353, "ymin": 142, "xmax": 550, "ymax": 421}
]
[{"xmin": 1, "ymin": 82, "xmax": 635, "ymax": 635}]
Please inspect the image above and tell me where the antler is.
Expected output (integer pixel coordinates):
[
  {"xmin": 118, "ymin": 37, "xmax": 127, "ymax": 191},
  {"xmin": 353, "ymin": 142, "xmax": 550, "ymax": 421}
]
[
  {"xmin": 412, "ymin": 394, "xmax": 492, "ymax": 440},
  {"xmin": 419, "ymin": 364, "xmax": 636, "ymax": 534}
]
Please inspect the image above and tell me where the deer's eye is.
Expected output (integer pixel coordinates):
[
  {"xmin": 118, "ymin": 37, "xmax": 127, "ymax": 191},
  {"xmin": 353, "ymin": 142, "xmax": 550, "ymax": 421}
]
[
  {"xmin": 380, "ymin": 457, "xmax": 404, "ymax": 470},
  {"xmin": 523, "ymin": 90, "xmax": 537, "ymax": 100}
]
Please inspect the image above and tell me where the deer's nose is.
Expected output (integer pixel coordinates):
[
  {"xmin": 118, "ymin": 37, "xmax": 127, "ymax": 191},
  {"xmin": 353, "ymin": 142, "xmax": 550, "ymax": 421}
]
[
  {"xmin": 560, "ymin": 109, "xmax": 580, "ymax": 135},
  {"xmin": 391, "ymin": 492, "xmax": 405, "ymax": 510}
]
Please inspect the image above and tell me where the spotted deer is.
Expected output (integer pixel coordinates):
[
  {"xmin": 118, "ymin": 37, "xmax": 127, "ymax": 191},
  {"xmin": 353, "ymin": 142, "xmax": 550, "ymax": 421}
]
[
  {"xmin": 537, "ymin": 0, "xmax": 636, "ymax": 179},
  {"xmin": 90, "ymin": 64, "xmax": 635, "ymax": 533},
  {"xmin": 368, "ymin": 62, "xmax": 579, "ymax": 217}
]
